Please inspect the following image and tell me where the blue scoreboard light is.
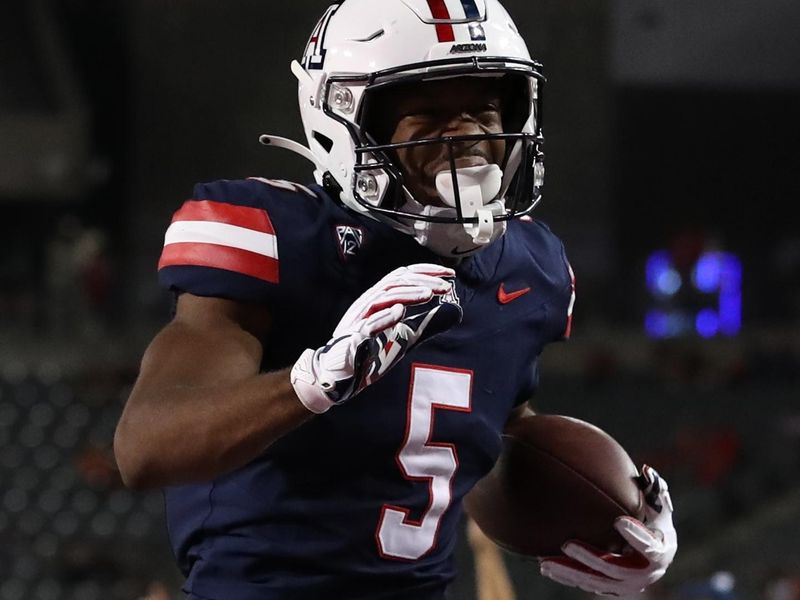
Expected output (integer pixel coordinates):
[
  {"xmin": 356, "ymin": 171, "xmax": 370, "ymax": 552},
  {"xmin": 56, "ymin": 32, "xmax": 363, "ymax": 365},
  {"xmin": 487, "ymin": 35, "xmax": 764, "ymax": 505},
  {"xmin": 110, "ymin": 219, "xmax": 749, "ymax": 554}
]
[{"xmin": 645, "ymin": 250, "xmax": 742, "ymax": 338}]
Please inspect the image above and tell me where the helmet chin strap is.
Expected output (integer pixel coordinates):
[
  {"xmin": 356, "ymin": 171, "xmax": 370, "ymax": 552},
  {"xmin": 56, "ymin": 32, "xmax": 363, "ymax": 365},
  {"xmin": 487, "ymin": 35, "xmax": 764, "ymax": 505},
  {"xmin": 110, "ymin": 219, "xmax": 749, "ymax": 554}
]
[
  {"xmin": 434, "ymin": 164, "xmax": 503, "ymax": 244},
  {"xmin": 404, "ymin": 165, "xmax": 507, "ymax": 258}
]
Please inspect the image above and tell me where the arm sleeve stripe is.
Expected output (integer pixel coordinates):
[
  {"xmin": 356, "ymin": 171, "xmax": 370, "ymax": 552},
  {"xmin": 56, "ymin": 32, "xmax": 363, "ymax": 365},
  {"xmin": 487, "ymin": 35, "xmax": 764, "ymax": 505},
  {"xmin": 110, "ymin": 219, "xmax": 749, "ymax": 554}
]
[
  {"xmin": 563, "ymin": 262, "xmax": 576, "ymax": 339},
  {"xmin": 158, "ymin": 243, "xmax": 279, "ymax": 284},
  {"xmin": 172, "ymin": 200, "xmax": 275, "ymax": 234},
  {"xmin": 163, "ymin": 221, "xmax": 278, "ymax": 259}
]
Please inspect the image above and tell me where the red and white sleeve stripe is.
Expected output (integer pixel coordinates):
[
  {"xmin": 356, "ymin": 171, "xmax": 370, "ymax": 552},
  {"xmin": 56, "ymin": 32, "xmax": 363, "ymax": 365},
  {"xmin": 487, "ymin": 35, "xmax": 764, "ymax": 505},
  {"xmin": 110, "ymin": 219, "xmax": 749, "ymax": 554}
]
[
  {"xmin": 563, "ymin": 262, "xmax": 576, "ymax": 339},
  {"xmin": 158, "ymin": 200, "xmax": 279, "ymax": 283}
]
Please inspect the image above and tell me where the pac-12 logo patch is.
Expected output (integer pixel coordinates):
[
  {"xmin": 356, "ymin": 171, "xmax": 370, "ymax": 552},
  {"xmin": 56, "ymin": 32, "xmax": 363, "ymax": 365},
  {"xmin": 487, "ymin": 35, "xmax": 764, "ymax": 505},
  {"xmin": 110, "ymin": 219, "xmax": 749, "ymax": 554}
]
[{"xmin": 335, "ymin": 225, "xmax": 364, "ymax": 260}]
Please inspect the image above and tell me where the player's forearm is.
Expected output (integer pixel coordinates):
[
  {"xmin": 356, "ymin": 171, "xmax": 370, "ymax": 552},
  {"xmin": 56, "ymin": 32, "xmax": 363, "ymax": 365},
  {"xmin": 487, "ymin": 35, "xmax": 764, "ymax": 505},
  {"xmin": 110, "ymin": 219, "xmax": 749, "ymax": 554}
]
[
  {"xmin": 114, "ymin": 368, "xmax": 312, "ymax": 489},
  {"xmin": 467, "ymin": 517, "xmax": 517, "ymax": 600},
  {"xmin": 474, "ymin": 550, "xmax": 516, "ymax": 600}
]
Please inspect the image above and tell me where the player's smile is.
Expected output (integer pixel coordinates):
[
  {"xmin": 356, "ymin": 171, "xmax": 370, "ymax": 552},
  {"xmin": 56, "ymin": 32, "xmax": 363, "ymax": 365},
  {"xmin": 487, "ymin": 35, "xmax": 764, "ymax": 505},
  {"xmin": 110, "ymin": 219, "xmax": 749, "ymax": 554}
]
[
  {"xmin": 424, "ymin": 144, "xmax": 493, "ymax": 178},
  {"xmin": 384, "ymin": 77, "xmax": 507, "ymax": 208}
]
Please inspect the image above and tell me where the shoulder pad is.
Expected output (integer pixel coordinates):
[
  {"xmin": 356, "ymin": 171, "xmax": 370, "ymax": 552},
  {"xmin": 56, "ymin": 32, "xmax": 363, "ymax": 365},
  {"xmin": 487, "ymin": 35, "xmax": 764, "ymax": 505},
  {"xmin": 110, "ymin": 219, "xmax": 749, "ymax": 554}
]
[{"xmin": 157, "ymin": 178, "xmax": 322, "ymax": 303}]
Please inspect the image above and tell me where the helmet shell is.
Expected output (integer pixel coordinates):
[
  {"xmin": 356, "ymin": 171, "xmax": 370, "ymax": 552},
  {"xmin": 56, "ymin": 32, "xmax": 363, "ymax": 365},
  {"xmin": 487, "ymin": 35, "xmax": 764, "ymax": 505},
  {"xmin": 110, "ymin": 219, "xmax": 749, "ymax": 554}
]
[{"xmin": 294, "ymin": 0, "xmax": 545, "ymax": 258}]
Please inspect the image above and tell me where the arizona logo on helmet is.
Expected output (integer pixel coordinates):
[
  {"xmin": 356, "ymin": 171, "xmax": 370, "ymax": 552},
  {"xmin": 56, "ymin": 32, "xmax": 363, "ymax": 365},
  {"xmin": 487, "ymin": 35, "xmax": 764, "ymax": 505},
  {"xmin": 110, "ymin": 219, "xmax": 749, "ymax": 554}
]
[{"xmin": 302, "ymin": 3, "xmax": 340, "ymax": 70}]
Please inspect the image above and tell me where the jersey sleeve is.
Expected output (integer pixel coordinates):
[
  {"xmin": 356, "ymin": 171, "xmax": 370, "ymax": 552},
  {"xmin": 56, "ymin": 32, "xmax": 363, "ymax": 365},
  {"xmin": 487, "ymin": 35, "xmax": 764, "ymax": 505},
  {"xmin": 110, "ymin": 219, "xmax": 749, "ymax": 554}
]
[
  {"xmin": 157, "ymin": 180, "xmax": 284, "ymax": 304},
  {"xmin": 538, "ymin": 224, "xmax": 576, "ymax": 344},
  {"xmin": 513, "ymin": 358, "xmax": 540, "ymax": 407},
  {"xmin": 514, "ymin": 221, "xmax": 576, "ymax": 404},
  {"xmin": 556, "ymin": 251, "xmax": 576, "ymax": 341}
]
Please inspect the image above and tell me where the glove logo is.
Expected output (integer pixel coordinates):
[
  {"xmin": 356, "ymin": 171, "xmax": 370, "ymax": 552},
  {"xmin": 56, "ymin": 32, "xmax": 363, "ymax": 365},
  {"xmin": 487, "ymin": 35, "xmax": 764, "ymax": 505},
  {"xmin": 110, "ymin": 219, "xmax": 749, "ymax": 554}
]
[
  {"xmin": 335, "ymin": 225, "xmax": 364, "ymax": 261},
  {"xmin": 440, "ymin": 278, "xmax": 460, "ymax": 307}
]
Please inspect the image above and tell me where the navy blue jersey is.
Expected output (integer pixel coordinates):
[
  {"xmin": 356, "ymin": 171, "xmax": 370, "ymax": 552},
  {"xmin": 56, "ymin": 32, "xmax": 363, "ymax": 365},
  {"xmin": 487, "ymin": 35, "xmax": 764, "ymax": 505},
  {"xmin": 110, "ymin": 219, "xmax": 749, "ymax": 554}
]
[{"xmin": 158, "ymin": 177, "xmax": 575, "ymax": 600}]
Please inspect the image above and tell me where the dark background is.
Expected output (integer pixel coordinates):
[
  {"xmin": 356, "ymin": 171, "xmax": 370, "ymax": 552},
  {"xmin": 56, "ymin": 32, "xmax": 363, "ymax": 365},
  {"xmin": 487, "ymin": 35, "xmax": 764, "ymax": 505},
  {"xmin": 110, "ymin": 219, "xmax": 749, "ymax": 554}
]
[{"xmin": 1, "ymin": 1, "xmax": 799, "ymax": 598}]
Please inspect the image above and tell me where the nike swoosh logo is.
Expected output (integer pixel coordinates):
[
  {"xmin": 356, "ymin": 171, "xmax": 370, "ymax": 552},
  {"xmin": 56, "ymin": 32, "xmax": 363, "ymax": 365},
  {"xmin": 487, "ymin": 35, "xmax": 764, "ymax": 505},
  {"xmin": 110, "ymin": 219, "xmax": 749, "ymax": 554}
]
[{"xmin": 497, "ymin": 283, "xmax": 531, "ymax": 304}]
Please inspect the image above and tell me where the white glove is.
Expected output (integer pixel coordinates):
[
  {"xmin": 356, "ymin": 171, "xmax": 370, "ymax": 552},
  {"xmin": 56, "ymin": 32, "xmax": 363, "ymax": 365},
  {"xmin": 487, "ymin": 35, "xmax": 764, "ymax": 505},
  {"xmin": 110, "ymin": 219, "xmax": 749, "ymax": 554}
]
[
  {"xmin": 540, "ymin": 465, "xmax": 677, "ymax": 596},
  {"xmin": 291, "ymin": 263, "xmax": 462, "ymax": 414}
]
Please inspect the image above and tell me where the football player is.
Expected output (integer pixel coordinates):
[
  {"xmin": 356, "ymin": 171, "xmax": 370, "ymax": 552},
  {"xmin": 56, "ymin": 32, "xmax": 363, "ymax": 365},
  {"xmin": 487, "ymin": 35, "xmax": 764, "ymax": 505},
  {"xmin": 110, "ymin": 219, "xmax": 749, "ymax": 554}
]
[{"xmin": 114, "ymin": 1, "xmax": 677, "ymax": 598}]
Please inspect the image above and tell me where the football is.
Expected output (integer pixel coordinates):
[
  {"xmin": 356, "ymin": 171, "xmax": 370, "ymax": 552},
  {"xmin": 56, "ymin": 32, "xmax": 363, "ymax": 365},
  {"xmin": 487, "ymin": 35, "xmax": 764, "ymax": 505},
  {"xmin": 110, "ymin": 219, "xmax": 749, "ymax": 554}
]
[{"xmin": 464, "ymin": 414, "xmax": 645, "ymax": 558}]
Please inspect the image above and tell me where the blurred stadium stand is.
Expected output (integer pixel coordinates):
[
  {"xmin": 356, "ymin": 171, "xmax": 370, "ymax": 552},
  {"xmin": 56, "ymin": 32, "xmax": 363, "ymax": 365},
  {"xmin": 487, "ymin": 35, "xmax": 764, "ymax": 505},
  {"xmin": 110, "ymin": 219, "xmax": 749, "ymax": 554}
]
[
  {"xmin": 0, "ymin": 365, "xmax": 181, "ymax": 600},
  {"xmin": 1, "ymin": 339, "xmax": 797, "ymax": 599},
  {"xmin": 0, "ymin": 1, "xmax": 90, "ymax": 199}
]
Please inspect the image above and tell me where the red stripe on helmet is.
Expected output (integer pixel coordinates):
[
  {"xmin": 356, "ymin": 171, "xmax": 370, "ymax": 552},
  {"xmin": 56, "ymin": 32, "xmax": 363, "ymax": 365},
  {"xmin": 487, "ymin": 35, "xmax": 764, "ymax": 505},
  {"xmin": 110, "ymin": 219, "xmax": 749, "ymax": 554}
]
[{"xmin": 426, "ymin": 0, "xmax": 455, "ymax": 42}]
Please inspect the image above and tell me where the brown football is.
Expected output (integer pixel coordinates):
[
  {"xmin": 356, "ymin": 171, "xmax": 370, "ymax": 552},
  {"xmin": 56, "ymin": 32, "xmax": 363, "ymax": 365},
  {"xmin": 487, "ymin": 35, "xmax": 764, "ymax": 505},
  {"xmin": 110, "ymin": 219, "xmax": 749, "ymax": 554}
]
[{"xmin": 464, "ymin": 414, "xmax": 645, "ymax": 557}]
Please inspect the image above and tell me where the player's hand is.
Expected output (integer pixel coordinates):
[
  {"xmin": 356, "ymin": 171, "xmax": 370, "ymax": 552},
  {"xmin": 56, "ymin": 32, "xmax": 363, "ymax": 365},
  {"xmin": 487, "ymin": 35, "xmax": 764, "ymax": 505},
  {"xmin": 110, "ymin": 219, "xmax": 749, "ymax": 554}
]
[
  {"xmin": 539, "ymin": 465, "xmax": 677, "ymax": 595},
  {"xmin": 291, "ymin": 263, "xmax": 462, "ymax": 413}
]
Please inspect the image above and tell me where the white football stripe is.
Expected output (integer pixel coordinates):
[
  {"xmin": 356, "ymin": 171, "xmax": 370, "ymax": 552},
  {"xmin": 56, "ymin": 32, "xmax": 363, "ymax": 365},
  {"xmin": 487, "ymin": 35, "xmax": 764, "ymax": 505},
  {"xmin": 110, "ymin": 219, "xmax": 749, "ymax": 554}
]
[
  {"xmin": 164, "ymin": 220, "xmax": 278, "ymax": 259},
  {"xmin": 444, "ymin": 0, "xmax": 467, "ymax": 19},
  {"xmin": 567, "ymin": 263, "xmax": 576, "ymax": 316}
]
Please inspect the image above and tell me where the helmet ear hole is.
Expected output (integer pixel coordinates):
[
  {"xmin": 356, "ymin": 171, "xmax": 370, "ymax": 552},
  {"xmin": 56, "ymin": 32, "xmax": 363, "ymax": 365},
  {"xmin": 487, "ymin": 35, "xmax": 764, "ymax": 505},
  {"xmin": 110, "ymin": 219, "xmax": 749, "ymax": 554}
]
[
  {"xmin": 313, "ymin": 132, "xmax": 334, "ymax": 153},
  {"xmin": 499, "ymin": 73, "xmax": 531, "ymax": 134}
]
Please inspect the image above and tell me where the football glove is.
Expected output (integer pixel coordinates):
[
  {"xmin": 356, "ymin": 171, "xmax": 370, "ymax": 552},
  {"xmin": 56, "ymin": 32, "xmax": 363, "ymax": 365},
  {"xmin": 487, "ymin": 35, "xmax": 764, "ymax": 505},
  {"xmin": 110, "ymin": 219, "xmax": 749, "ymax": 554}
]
[
  {"xmin": 291, "ymin": 263, "xmax": 462, "ymax": 414},
  {"xmin": 539, "ymin": 465, "xmax": 677, "ymax": 596}
]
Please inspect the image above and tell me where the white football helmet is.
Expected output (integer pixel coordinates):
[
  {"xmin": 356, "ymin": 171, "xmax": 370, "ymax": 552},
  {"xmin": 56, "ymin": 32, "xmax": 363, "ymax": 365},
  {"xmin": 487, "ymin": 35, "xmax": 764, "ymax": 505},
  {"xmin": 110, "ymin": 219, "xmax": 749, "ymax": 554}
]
[{"xmin": 261, "ymin": 0, "xmax": 545, "ymax": 257}]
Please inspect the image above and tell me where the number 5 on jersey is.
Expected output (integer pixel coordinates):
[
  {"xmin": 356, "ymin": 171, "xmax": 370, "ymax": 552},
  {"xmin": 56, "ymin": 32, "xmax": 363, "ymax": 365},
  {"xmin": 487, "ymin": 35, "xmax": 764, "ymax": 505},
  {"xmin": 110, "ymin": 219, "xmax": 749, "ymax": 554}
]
[{"xmin": 376, "ymin": 364, "xmax": 473, "ymax": 560}]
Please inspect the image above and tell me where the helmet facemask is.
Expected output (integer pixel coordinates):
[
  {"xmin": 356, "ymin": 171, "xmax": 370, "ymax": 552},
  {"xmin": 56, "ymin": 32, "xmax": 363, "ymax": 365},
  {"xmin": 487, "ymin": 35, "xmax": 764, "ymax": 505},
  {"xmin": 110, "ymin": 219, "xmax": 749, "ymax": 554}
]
[{"xmin": 335, "ymin": 61, "xmax": 545, "ymax": 256}]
